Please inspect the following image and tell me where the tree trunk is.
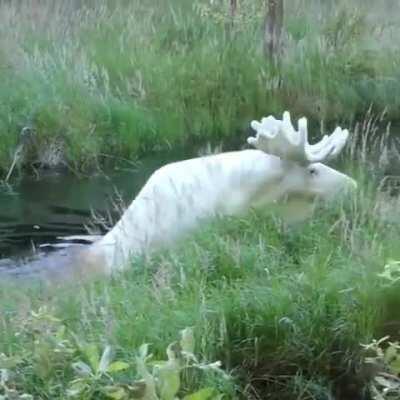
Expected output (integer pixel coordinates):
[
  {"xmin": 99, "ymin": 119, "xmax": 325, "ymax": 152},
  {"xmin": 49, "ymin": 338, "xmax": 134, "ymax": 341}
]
[
  {"xmin": 230, "ymin": 0, "xmax": 238, "ymax": 19},
  {"xmin": 264, "ymin": 0, "xmax": 284, "ymax": 60},
  {"xmin": 228, "ymin": 0, "xmax": 238, "ymax": 34}
]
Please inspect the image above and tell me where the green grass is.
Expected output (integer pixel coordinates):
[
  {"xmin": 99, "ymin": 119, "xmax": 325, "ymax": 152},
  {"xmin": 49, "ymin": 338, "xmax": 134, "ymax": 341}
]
[
  {"xmin": 1, "ymin": 0, "xmax": 400, "ymax": 177},
  {"xmin": 1, "ymin": 1, "xmax": 400, "ymax": 397},
  {"xmin": 1, "ymin": 163, "xmax": 400, "ymax": 398}
]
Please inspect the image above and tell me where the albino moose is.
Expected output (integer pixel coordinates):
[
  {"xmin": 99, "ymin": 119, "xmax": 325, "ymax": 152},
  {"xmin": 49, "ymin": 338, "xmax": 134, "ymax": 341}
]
[{"xmin": 2, "ymin": 111, "xmax": 357, "ymax": 283}]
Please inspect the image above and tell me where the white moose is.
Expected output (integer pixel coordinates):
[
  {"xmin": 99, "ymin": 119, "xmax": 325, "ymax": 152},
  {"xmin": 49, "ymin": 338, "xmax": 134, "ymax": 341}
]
[
  {"xmin": 92, "ymin": 111, "xmax": 356, "ymax": 274},
  {"xmin": 2, "ymin": 111, "xmax": 357, "ymax": 283}
]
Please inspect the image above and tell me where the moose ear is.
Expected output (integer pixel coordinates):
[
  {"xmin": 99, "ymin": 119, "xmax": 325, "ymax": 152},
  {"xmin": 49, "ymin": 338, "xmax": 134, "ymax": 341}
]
[{"xmin": 248, "ymin": 111, "xmax": 350, "ymax": 164}]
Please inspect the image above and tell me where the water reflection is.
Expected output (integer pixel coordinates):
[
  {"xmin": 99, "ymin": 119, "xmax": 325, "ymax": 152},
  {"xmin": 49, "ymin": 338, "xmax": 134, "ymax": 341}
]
[{"xmin": 0, "ymin": 154, "xmax": 176, "ymax": 259}]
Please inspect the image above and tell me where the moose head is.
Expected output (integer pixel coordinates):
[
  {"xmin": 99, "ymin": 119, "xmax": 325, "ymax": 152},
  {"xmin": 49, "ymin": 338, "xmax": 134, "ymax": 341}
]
[{"xmin": 247, "ymin": 111, "xmax": 357, "ymax": 208}]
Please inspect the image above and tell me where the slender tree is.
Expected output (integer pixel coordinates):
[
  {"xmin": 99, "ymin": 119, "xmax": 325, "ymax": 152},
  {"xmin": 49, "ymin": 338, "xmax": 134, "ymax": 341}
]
[
  {"xmin": 230, "ymin": 0, "xmax": 238, "ymax": 19},
  {"xmin": 228, "ymin": 0, "xmax": 238, "ymax": 34},
  {"xmin": 264, "ymin": 0, "xmax": 284, "ymax": 60}
]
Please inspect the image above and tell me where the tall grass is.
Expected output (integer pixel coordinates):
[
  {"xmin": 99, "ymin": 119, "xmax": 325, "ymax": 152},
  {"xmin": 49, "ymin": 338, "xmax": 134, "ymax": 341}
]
[
  {"xmin": 1, "ymin": 186, "xmax": 399, "ymax": 398},
  {"xmin": 0, "ymin": 119, "xmax": 400, "ymax": 398},
  {"xmin": 1, "ymin": 0, "xmax": 400, "ymax": 176}
]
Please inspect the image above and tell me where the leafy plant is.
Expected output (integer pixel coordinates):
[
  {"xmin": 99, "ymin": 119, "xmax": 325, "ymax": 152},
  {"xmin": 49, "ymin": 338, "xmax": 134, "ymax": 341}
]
[
  {"xmin": 362, "ymin": 336, "xmax": 400, "ymax": 400},
  {"xmin": 66, "ymin": 340, "xmax": 130, "ymax": 399},
  {"xmin": 68, "ymin": 327, "xmax": 228, "ymax": 400},
  {"xmin": 378, "ymin": 260, "xmax": 400, "ymax": 287},
  {"xmin": 0, "ymin": 306, "xmax": 228, "ymax": 399}
]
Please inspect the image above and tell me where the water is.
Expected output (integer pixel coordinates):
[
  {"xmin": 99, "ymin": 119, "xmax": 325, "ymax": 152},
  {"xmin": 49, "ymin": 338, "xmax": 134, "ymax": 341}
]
[{"xmin": 0, "ymin": 154, "xmax": 178, "ymax": 260}]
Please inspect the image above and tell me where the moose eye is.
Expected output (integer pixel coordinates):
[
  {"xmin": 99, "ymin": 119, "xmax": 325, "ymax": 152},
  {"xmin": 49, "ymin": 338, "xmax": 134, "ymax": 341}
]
[{"xmin": 309, "ymin": 167, "xmax": 318, "ymax": 176}]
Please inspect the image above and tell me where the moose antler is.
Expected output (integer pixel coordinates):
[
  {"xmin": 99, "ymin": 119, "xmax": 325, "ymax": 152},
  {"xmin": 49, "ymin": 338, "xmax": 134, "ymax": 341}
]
[{"xmin": 247, "ymin": 111, "xmax": 349, "ymax": 164}]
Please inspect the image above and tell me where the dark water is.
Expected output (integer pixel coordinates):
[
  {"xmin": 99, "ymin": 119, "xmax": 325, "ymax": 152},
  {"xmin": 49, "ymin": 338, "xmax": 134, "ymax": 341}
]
[{"xmin": 0, "ymin": 154, "xmax": 179, "ymax": 259}]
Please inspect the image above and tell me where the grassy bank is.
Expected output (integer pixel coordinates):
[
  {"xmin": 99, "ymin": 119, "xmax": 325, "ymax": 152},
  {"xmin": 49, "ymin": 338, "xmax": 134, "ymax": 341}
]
[
  {"xmin": 1, "ymin": 126, "xmax": 400, "ymax": 399},
  {"xmin": 1, "ymin": 182, "xmax": 400, "ymax": 399},
  {"xmin": 1, "ymin": 0, "xmax": 400, "ymax": 177}
]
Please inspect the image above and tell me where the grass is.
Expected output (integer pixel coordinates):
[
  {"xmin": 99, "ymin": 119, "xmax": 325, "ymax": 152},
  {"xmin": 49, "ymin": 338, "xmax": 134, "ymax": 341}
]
[
  {"xmin": 1, "ymin": 119, "xmax": 400, "ymax": 399},
  {"xmin": 1, "ymin": 0, "xmax": 400, "ymax": 177},
  {"xmin": 1, "ymin": 1, "xmax": 400, "ymax": 398}
]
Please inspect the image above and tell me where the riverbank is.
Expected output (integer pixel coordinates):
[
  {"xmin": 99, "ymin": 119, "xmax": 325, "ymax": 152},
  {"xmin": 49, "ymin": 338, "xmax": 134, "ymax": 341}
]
[
  {"xmin": 1, "ymin": 176, "xmax": 400, "ymax": 399},
  {"xmin": 1, "ymin": 118, "xmax": 400, "ymax": 399},
  {"xmin": 1, "ymin": 0, "xmax": 400, "ymax": 178}
]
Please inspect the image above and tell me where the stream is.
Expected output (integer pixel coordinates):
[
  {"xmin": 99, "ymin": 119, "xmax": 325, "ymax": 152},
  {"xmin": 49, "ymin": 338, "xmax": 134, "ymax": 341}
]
[{"xmin": 0, "ymin": 153, "xmax": 180, "ymax": 260}]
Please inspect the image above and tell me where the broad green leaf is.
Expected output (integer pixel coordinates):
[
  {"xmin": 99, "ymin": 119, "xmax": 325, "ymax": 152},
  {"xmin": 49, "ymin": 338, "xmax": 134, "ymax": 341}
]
[
  {"xmin": 384, "ymin": 344, "xmax": 398, "ymax": 363},
  {"xmin": 138, "ymin": 344, "xmax": 149, "ymax": 360},
  {"xmin": 183, "ymin": 387, "xmax": 218, "ymax": 400},
  {"xmin": 180, "ymin": 328, "xmax": 195, "ymax": 355},
  {"xmin": 390, "ymin": 356, "xmax": 400, "ymax": 374},
  {"xmin": 72, "ymin": 361, "xmax": 92, "ymax": 377},
  {"xmin": 102, "ymin": 386, "xmax": 128, "ymax": 400},
  {"xmin": 156, "ymin": 363, "xmax": 180, "ymax": 400},
  {"xmin": 135, "ymin": 357, "xmax": 158, "ymax": 400},
  {"xmin": 107, "ymin": 361, "xmax": 130, "ymax": 373},
  {"xmin": 67, "ymin": 379, "xmax": 89, "ymax": 397},
  {"xmin": 98, "ymin": 346, "xmax": 113, "ymax": 374},
  {"xmin": 83, "ymin": 343, "xmax": 100, "ymax": 372},
  {"xmin": 166, "ymin": 343, "xmax": 178, "ymax": 362}
]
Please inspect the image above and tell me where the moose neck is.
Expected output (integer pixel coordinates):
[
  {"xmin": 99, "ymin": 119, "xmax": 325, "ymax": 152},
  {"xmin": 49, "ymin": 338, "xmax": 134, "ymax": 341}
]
[{"xmin": 93, "ymin": 150, "xmax": 285, "ymax": 273}]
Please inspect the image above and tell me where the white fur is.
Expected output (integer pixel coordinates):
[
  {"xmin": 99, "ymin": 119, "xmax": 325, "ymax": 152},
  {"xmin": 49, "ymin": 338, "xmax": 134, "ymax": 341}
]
[{"xmin": 93, "ymin": 147, "xmax": 356, "ymax": 273}]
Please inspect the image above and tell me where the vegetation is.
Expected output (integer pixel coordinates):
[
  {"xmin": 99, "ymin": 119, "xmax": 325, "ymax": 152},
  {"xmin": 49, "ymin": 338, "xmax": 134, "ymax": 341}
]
[
  {"xmin": 1, "ymin": 1, "xmax": 400, "ymax": 398},
  {"xmin": 1, "ymin": 116, "xmax": 400, "ymax": 399},
  {"xmin": 1, "ymin": 0, "xmax": 400, "ymax": 176}
]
